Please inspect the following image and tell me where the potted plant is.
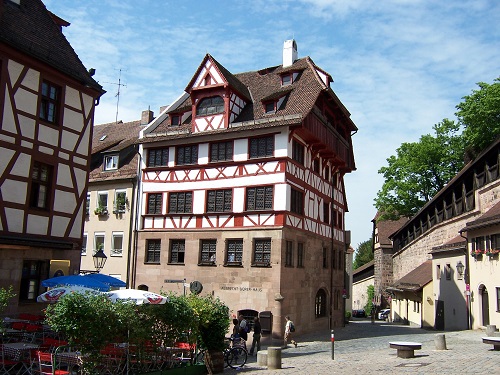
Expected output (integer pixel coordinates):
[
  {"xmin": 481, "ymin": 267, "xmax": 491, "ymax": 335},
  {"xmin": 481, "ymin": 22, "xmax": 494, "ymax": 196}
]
[
  {"xmin": 94, "ymin": 204, "xmax": 108, "ymax": 216},
  {"xmin": 113, "ymin": 194, "xmax": 127, "ymax": 213}
]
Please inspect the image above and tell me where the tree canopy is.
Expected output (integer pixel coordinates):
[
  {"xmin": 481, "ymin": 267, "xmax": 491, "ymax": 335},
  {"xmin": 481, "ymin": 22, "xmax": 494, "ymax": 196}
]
[
  {"xmin": 457, "ymin": 77, "xmax": 500, "ymax": 157},
  {"xmin": 375, "ymin": 120, "xmax": 465, "ymax": 219},
  {"xmin": 353, "ymin": 239, "xmax": 373, "ymax": 270},
  {"xmin": 375, "ymin": 77, "xmax": 499, "ymax": 220}
]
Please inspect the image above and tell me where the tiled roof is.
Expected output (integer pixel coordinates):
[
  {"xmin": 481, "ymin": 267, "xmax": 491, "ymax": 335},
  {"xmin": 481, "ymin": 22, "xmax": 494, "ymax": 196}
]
[
  {"xmin": 462, "ymin": 200, "xmax": 500, "ymax": 231},
  {"xmin": 374, "ymin": 214, "xmax": 408, "ymax": 246},
  {"xmin": 89, "ymin": 120, "xmax": 144, "ymax": 182},
  {"xmin": 430, "ymin": 234, "xmax": 466, "ymax": 253},
  {"xmin": 147, "ymin": 55, "xmax": 356, "ymax": 140},
  {"xmin": 0, "ymin": 0, "xmax": 104, "ymax": 95},
  {"xmin": 388, "ymin": 260, "xmax": 432, "ymax": 292}
]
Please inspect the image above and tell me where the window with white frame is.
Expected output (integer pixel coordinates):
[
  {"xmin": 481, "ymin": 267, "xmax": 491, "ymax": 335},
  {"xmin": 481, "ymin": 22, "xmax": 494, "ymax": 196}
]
[
  {"xmin": 111, "ymin": 232, "xmax": 123, "ymax": 256},
  {"xmin": 96, "ymin": 192, "xmax": 108, "ymax": 214},
  {"xmin": 94, "ymin": 233, "xmax": 105, "ymax": 255},
  {"xmin": 114, "ymin": 190, "xmax": 127, "ymax": 213},
  {"xmin": 82, "ymin": 234, "xmax": 87, "ymax": 255},
  {"xmin": 104, "ymin": 154, "xmax": 118, "ymax": 171},
  {"xmin": 86, "ymin": 193, "xmax": 90, "ymax": 215}
]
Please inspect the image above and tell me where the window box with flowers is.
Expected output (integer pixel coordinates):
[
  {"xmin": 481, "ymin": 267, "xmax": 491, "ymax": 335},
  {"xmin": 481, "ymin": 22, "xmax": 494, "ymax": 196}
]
[
  {"xmin": 113, "ymin": 194, "xmax": 128, "ymax": 214},
  {"xmin": 485, "ymin": 249, "xmax": 500, "ymax": 258},
  {"xmin": 94, "ymin": 205, "xmax": 108, "ymax": 216},
  {"xmin": 470, "ymin": 249, "xmax": 484, "ymax": 258}
]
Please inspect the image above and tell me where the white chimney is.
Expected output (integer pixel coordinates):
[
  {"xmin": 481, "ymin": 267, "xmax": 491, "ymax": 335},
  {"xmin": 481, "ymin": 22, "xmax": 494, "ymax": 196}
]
[{"xmin": 283, "ymin": 39, "xmax": 298, "ymax": 68}]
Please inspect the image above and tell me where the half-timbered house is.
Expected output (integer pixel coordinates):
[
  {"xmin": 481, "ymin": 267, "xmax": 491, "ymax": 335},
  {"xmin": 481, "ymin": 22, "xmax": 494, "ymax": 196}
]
[
  {"xmin": 0, "ymin": 0, "xmax": 104, "ymax": 315},
  {"xmin": 135, "ymin": 40, "xmax": 357, "ymax": 339}
]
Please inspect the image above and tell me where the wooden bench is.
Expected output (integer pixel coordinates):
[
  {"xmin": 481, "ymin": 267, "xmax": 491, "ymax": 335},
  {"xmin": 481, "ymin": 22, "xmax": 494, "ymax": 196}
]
[
  {"xmin": 389, "ymin": 341, "xmax": 422, "ymax": 358},
  {"xmin": 482, "ymin": 337, "xmax": 500, "ymax": 350}
]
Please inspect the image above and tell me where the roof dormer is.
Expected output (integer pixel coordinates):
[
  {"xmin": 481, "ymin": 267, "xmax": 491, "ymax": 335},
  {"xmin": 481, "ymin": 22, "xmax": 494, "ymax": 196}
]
[{"xmin": 185, "ymin": 54, "xmax": 250, "ymax": 133}]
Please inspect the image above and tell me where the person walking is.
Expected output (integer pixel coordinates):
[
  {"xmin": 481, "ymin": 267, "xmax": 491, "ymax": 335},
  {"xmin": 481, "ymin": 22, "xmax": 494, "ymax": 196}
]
[
  {"xmin": 284, "ymin": 315, "xmax": 297, "ymax": 348},
  {"xmin": 232, "ymin": 318, "xmax": 240, "ymax": 338},
  {"xmin": 238, "ymin": 314, "xmax": 248, "ymax": 342},
  {"xmin": 249, "ymin": 316, "xmax": 261, "ymax": 355}
]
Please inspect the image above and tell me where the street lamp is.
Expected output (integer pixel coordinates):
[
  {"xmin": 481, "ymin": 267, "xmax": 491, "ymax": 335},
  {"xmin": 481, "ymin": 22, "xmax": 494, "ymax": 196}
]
[
  {"xmin": 456, "ymin": 261, "xmax": 464, "ymax": 279},
  {"xmin": 93, "ymin": 249, "xmax": 107, "ymax": 272}
]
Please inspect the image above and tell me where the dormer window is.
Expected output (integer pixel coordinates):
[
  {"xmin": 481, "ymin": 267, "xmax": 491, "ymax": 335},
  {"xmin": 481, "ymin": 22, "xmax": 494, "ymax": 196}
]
[
  {"xmin": 196, "ymin": 96, "xmax": 224, "ymax": 116},
  {"xmin": 171, "ymin": 115, "xmax": 180, "ymax": 126},
  {"xmin": 265, "ymin": 102, "xmax": 276, "ymax": 114},
  {"xmin": 281, "ymin": 74, "xmax": 292, "ymax": 86},
  {"xmin": 104, "ymin": 155, "xmax": 118, "ymax": 171}
]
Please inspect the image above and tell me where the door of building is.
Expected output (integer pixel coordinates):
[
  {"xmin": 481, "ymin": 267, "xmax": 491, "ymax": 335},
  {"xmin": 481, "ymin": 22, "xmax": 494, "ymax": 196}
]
[
  {"xmin": 435, "ymin": 299, "xmax": 444, "ymax": 330},
  {"xmin": 481, "ymin": 285, "xmax": 490, "ymax": 326}
]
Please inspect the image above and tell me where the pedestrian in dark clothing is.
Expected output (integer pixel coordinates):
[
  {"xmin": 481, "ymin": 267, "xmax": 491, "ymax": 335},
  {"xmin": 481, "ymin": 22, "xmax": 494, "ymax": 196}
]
[
  {"xmin": 232, "ymin": 318, "xmax": 240, "ymax": 338},
  {"xmin": 249, "ymin": 317, "xmax": 261, "ymax": 355}
]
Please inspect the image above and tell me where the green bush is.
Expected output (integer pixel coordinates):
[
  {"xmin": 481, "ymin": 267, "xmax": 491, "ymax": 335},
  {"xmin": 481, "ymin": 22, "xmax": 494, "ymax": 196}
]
[{"xmin": 0, "ymin": 285, "xmax": 15, "ymax": 316}]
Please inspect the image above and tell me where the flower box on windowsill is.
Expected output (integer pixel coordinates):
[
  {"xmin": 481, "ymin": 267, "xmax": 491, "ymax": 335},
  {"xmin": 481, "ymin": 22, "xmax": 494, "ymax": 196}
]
[
  {"xmin": 94, "ymin": 207, "xmax": 108, "ymax": 216},
  {"xmin": 470, "ymin": 250, "xmax": 484, "ymax": 257},
  {"xmin": 485, "ymin": 250, "xmax": 500, "ymax": 258}
]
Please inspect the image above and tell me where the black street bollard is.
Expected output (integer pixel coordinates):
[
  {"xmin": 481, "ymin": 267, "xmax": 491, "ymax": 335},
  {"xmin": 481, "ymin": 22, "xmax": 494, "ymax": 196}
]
[{"xmin": 331, "ymin": 329, "xmax": 334, "ymax": 360}]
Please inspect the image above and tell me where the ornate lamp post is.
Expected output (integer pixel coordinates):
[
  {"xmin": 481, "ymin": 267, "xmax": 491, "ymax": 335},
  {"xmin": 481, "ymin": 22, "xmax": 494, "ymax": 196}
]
[{"xmin": 93, "ymin": 249, "xmax": 107, "ymax": 273}]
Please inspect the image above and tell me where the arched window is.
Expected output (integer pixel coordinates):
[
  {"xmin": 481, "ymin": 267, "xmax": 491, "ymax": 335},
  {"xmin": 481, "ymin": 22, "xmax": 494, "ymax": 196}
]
[
  {"xmin": 315, "ymin": 289, "xmax": 327, "ymax": 317},
  {"xmin": 196, "ymin": 96, "xmax": 224, "ymax": 116}
]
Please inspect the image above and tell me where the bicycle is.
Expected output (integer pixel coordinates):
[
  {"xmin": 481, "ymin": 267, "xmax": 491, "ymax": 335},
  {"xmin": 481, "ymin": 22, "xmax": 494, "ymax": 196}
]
[{"xmin": 195, "ymin": 337, "xmax": 248, "ymax": 369}]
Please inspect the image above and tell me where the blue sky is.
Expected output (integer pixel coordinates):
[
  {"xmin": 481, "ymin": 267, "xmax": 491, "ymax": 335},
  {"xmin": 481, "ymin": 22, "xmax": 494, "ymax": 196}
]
[{"xmin": 44, "ymin": 0, "xmax": 500, "ymax": 250}]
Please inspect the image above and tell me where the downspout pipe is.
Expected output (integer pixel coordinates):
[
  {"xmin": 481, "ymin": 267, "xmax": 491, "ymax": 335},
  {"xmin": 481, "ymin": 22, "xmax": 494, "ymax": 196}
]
[{"xmin": 459, "ymin": 229, "xmax": 471, "ymax": 330}]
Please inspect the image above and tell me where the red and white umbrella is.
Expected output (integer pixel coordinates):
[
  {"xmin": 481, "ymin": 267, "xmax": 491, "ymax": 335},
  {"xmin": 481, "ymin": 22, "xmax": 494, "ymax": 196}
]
[
  {"xmin": 37, "ymin": 286, "xmax": 100, "ymax": 303},
  {"xmin": 105, "ymin": 289, "xmax": 168, "ymax": 305}
]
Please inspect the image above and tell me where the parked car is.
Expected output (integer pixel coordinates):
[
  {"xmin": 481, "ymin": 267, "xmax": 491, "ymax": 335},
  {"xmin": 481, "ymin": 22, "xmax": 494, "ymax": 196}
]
[
  {"xmin": 352, "ymin": 309, "xmax": 366, "ymax": 318},
  {"xmin": 378, "ymin": 308, "xmax": 391, "ymax": 320}
]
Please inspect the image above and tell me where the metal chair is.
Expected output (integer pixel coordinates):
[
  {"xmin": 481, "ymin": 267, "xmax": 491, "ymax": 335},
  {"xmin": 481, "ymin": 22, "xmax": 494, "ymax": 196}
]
[
  {"xmin": 38, "ymin": 351, "xmax": 70, "ymax": 375},
  {"xmin": 0, "ymin": 343, "xmax": 19, "ymax": 374}
]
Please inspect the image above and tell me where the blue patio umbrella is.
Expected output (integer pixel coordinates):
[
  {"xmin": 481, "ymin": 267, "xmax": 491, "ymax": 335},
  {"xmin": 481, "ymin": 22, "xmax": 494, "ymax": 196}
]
[
  {"xmin": 85, "ymin": 273, "xmax": 126, "ymax": 287},
  {"xmin": 41, "ymin": 275, "xmax": 110, "ymax": 291}
]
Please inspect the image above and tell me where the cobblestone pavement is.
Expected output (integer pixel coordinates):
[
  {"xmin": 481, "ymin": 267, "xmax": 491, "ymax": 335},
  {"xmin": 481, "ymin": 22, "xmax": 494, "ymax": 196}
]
[{"xmin": 223, "ymin": 319, "xmax": 499, "ymax": 374}]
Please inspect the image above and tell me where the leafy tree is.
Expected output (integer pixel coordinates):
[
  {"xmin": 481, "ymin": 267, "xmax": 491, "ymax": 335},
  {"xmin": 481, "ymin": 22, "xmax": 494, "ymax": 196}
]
[
  {"xmin": 457, "ymin": 77, "xmax": 500, "ymax": 157},
  {"xmin": 0, "ymin": 285, "xmax": 15, "ymax": 316},
  {"xmin": 375, "ymin": 119, "xmax": 464, "ymax": 219},
  {"xmin": 364, "ymin": 285, "xmax": 375, "ymax": 315},
  {"xmin": 353, "ymin": 239, "xmax": 373, "ymax": 270}
]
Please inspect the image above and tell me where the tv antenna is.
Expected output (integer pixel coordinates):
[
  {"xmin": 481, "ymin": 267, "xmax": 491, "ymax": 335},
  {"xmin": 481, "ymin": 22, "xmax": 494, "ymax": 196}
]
[{"xmin": 103, "ymin": 68, "xmax": 127, "ymax": 124}]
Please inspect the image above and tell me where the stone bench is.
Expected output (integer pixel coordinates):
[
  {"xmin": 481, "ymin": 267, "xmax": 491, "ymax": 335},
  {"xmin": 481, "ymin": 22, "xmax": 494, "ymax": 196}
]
[
  {"xmin": 389, "ymin": 341, "xmax": 422, "ymax": 358},
  {"xmin": 482, "ymin": 337, "xmax": 500, "ymax": 350}
]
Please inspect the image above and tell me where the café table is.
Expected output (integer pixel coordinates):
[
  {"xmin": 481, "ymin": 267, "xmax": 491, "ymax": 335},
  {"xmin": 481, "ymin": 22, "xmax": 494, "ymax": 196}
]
[
  {"xmin": 2, "ymin": 342, "xmax": 39, "ymax": 361},
  {"xmin": 2, "ymin": 341, "xmax": 39, "ymax": 375}
]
